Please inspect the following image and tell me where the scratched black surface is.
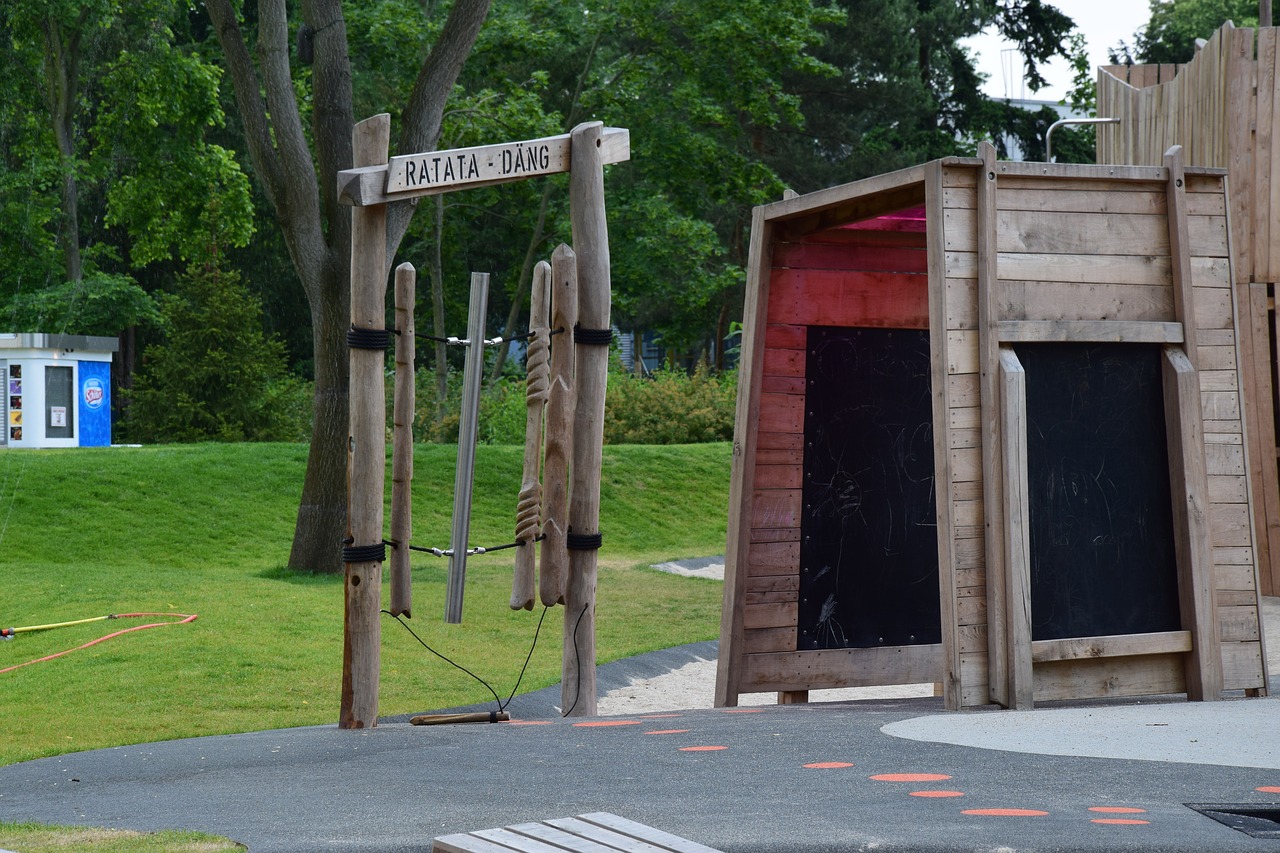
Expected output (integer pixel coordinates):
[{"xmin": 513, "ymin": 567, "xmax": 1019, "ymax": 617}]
[
  {"xmin": 798, "ymin": 326, "xmax": 941, "ymax": 650},
  {"xmin": 1016, "ymin": 342, "xmax": 1182, "ymax": 642}
]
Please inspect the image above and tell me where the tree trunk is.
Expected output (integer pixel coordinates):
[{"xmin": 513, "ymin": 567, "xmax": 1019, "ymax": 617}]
[
  {"xmin": 40, "ymin": 12, "xmax": 88, "ymax": 284},
  {"xmin": 207, "ymin": 0, "xmax": 490, "ymax": 574},
  {"xmin": 288, "ymin": 261, "xmax": 350, "ymax": 572}
]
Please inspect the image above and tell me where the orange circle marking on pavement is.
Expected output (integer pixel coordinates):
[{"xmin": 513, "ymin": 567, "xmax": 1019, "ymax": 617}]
[
  {"xmin": 1089, "ymin": 807, "xmax": 1147, "ymax": 814},
  {"xmin": 1257, "ymin": 786, "xmax": 1280, "ymax": 794},
  {"xmin": 680, "ymin": 745, "xmax": 728, "ymax": 752},
  {"xmin": 962, "ymin": 808, "xmax": 1048, "ymax": 817},
  {"xmin": 804, "ymin": 762, "xmax": 855, "ymax": 769},
  {"xmin": 644, "ymin": 729, "xmax": 690, "ymax": 735},
  {"xmin": 911, "ymin": 791, "xmax": 964, "ymax": 798},
  {"xmin": 870, "ymin": 773, "xmax": 952, "ymax": 783},
  {"xmin": 572, "ymin": 720, "xmax": 642, "ymax": 727},
  {"xmin": 1091, "ymin": 819, "xmax": 1150, "ymax": 826}
]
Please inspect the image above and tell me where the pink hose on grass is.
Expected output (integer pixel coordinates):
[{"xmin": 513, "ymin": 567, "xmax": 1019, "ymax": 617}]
[{"xmin": 0, "ymin": 612, "xmax": 198, "ymax": 674}]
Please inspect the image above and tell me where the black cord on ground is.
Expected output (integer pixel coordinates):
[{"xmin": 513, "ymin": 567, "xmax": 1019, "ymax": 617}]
[
  {"xmin": 382, "ymin": 604, "xmax": 551, "ymax": 714},
  {"xmin": 561, "ymin": 603, "xmax": 590, "ymax": 718}
]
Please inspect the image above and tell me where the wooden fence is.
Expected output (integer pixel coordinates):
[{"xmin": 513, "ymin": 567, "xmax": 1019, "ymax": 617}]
[{"xmin": 1098, "ymin": 23, "xmax": 1280, "ymax": 597}]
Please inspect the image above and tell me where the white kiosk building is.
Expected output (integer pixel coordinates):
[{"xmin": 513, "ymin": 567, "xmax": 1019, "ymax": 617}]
[{"xmin": 0, "ymin": 333, "xmax": 116, "ymax": 449}]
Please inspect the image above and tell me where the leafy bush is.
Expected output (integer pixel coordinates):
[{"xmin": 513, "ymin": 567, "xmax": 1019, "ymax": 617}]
[
  {"xmin": 410, "ymin": 349, "xmax": 738, "ymax": 446},
  {"xmin": 605, "ymin": 362, "xmax": 736, "ymax": 444}
]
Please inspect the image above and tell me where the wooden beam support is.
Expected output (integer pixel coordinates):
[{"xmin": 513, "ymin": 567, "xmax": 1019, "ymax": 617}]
[
  {"xmin": 996, "ymin": 320, "xmax": 1184, "ymax": 344},
  {"xmin": 340, "ymin": 113, "xmax": 390, "ymax": 729},
  {"xmin": 1165, "ymin": 146, "xmax": 1200, "ymax": 368},
  {"xmin": 998, "ymin": 347, "xmax": 1033, "ymax": 709},
  {"xmin": 976, "ymin": 143, "xmax": 1008, "ymax": 710},
  {"xmin": 562, "ymin": 122, "xmax": 611, "ymax": 716},
  {"xmin": 1162, "ymin": 345, "xmax": 1224, "ymax": 700},
  {"xmin": 389, "ymin": 262, "xmax": 416, "ymax": 618},
  {"xmin": 715, "ymin": 205, "xmax": 773, "ymax": 709}
]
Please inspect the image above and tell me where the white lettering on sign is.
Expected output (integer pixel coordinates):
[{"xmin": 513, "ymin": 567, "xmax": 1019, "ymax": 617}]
[{"xmin": 386, "ymin": 136, "xmax": 569, "ymax": 195}]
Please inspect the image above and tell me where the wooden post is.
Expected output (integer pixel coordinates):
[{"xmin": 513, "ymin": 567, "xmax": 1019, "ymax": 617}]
[
  {"xmin": 540, "ymin": 244, "xmax": 577, "ymax": 607},
  {"xmin": 513, "ymin": 261, "xmax": 551, "ymax": 610},
  {"xmin": 976, "ymin": 141, "xmax": 1005, "ymax": 711},
  {"xmin": 445, "ymin": 272, "xmax": 490, "ymax": 624},
  {"xmin": 389, "ymin": 262, "xmax": 416, "ymax": 618},
  {"xmin": 340, "ymin": 113, "xmax": 390, "ymax": 729},
  {"xmin": 998, "ymin": 347, "xmax": 1034, "ymax": 709},
  {"xmin": 1162, "ymin": 345, "xmax": 1224, "ymax": 700},
  {"xmin": 562, "ymin": 122, "xmax": 610, "ymax": 716}
]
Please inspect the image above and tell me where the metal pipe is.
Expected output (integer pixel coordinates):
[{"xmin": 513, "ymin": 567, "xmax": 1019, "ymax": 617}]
[
  {"xmin": 444, "ymin": 272, "xmax": 490, "ymax": 624},
  {"xmin": 1045, "ymin": 117, "xmax": 1121, "ymax": 162}
]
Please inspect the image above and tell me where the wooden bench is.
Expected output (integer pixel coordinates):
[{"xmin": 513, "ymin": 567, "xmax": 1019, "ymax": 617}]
[{"xmin": 432, "ymin": 811, "xmax": 727, "ymax": 853}]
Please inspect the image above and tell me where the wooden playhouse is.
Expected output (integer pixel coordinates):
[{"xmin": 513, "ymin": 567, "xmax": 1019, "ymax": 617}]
[{"xmin": 715, "ymin": 143, "xmax": 1271, "ymax": 710}]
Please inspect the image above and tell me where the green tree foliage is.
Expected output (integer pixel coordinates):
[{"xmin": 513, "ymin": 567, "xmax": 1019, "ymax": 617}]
[
  {"xmin": 1130, "ymin": 0, "xmax": 1269, "ymax": 64},
  {"xmin": 0, "ymin": 0, "xmax": 253, "ymax": 339},
  {"xmin": 759, "ymin": 0, "xmax": 1079, "ymax": 190},
  {"xmin": 126, "ymin": 264, "xmax": 310, "ymax": 442}
]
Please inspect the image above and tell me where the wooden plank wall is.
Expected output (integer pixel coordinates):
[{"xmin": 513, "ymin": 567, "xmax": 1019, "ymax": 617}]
[
  {"xmin": 1098, "ymin": 23, "xmax": 1280, "ymax": 599},
  {"xmin": 733, "ymin": 220, "xmax": 931, "ymax": 691},
  {"xmin": 938, "ymin": 163, "xmax": 1265, "ymax": 699}
]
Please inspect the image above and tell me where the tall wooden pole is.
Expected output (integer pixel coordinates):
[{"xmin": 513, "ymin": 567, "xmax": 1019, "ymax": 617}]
[
  {"xmin": 340, "ymin": 113, "xmax": 390, "ymax": 729},
  {"xmin": 389, "ymin": 262, "xmax": 416, "ymax": 617},
  {"xmin": 562, "ymin": 122, "xmax": 610, "ymax": 716}
]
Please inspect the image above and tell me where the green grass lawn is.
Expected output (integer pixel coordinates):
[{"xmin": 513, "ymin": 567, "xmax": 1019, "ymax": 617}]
[{"xmin": 0, "ymin": 442, "xmax": 730, "ymax": 768}]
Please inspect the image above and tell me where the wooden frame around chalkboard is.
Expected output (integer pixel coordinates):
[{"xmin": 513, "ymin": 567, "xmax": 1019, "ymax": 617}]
[{"xmin": 715, "ymin": 142, "xmax": 1270, "ymax": 711}]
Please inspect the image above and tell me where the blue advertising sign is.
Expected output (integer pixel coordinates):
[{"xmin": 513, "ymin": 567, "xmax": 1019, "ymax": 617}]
[{"xmin": 78, "ymin": 361, "xmax": 111, "ymax": 447}]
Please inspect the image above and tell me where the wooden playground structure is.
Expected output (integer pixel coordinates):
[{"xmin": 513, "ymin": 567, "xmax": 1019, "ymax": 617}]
[
  {"xmin": 336, "ymin": 117, "xmax": 628, "ymax": 728},
  {"xmin": 715, "ymin": 140, "xmax": 1270, "ymax": 710},
  {"xmin": 717, "ymin": 21, "xmax": 1280, "ymax": 711}
]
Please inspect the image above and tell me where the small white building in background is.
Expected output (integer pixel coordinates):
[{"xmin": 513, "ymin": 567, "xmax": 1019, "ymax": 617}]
[{"xmin": 0, "ymin": 333, "xmax": 117, "ymax": 449}]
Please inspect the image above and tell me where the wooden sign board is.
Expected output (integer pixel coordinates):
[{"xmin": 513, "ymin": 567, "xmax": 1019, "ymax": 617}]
[{"xmin": 337, "ymin": 127, "xmax": 630, "ymax": 207}]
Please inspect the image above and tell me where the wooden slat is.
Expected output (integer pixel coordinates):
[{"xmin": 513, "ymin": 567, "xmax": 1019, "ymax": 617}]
[
  {"xmin": 544, "ymin": 818, "xmax": 712, "ymax": 853},
  {"xmin": 998, "ymin": 348, "xmax": 1033, "ymax": 709},
  {"xmin": 1033, "ymin": 653, "xmax": 1186, "ymax": 702},
  {"xmin": 743, "ymin": 626, "xmax": 797, "ymax": 654},
  {"xmin": 716, "ymin": 206, "xmax": 773, "ymax": 708},
  {"xmin": 931, "ymin": 161, "xmax": 962, "ymax": 710},
  {"xmin": 1162, "ymin": 345, "xmax": 1223, "ymax": 700},
  {"xmin": 945, "ymin": 208, "xmax": 1170, "ymax": 256},
  {"xmin": 506, "ymin": 823, "xmax": 633, "ymax": 853},
  {"xmin": 996, "ymin": 320, "xmax": 1183, "ymax": 343},
  {"xmin": 1031, "ymin": 630, "xmax": 1192, "ymax": 663},
  {"xmin": 1000, "ymin": 281, "xmax": 1174, "ymax": 323},
  {"xmin": 767, "ymin": 268, "xmax": 929, "ymax": 329},
  {"xmin": 771, "ymin": 240, "xmax": 927, "ymax": 272},
  {"xmin": 741, "ymin": 644, "xmax": 943, "ymax": 692},
  {"xmin": 577, "ymin": 813, "xmax": 726, "ymax": 853}
]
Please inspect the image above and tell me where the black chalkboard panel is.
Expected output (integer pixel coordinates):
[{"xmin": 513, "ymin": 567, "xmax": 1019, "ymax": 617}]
[
  {"xmin": 1016, "ymin": 342, "xmax": 1182, "ymax": 641},
  {"xmin": 798, "ymin": 326, "xmax": 940, "ymax": 650}
]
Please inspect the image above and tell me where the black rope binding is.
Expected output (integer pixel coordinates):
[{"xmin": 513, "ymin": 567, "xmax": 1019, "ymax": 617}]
[
  {"xmin": 342, "ymin": 542, "xmax": 387, "ymax": 563},
  {"xmin": 566, "ymin": 531, "xmax": 603, "ymax": 551},
  {"xmin": 573, "ymin": 324, "xmax": 613, "ymax": 346},
  {"xmin": 347, "ymin": 326, "xmax": 393, "ymax": 350}
]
